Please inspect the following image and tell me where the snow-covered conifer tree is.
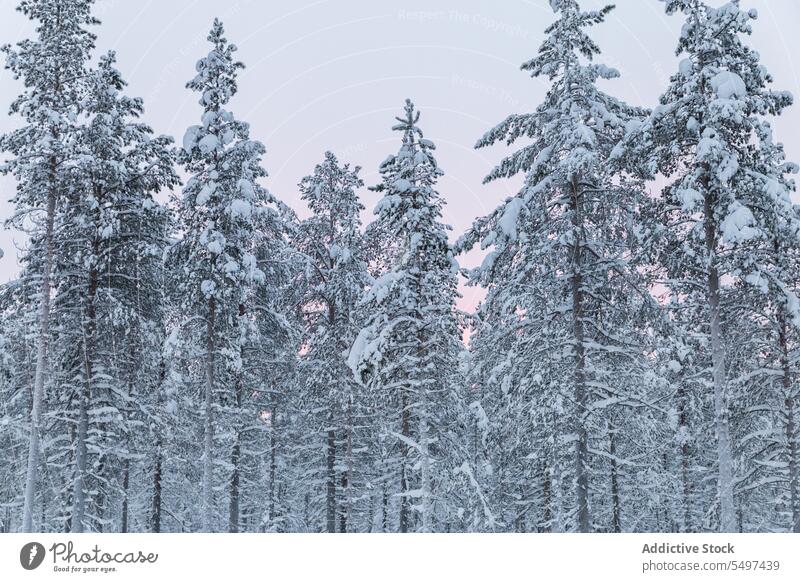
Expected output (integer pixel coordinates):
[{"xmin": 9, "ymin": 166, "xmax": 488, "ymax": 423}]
[
  {"xmin": 349, "ymin": 100, "xmax": 465, "ymax": 532},
  {"xmin": 723, "ymin": 93, "xmax": 800, "ymax": 533},
  {"xmin": 616, "ymin": 0, "xmax": 798, "ymax": 532},
  {"xmin": 173, "ymin": 19, "xmax": 281, "ymax": 532},
  {"xmin": 458, "ymin": 0, "xmax": 654, "ymax": 532},
  {"xmin": 0, "ymin": 0, "xmax": 98, "ymax": 533},
  {"xmin": 292, "ymin": 152, "xmax": 370, "ymax": 531},
  {"xmin": 55, "ymin": 51, "xmax": 177, "ymax": 532}
]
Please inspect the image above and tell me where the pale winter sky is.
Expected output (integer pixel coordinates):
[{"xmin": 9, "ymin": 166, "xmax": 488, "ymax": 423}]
[{"xmin": 1, "ymin": 0, "xmax": 799, "ymax": 311}]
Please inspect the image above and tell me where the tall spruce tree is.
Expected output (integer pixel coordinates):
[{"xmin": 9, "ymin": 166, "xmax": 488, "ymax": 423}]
[
  {"xmin": 56, "ymin": 52, "xmax": 177, "ymax": 532},
  {"xmin": 0, "ymin": 0, "xmax": 98, "ymax": 533},
  {"xmin": 292, "ymin": 152, "xmax": 370, "ymax": 531},
  {"xmin": 616, "ymin": 0, "xmax": 798, "ymax": 532},
  {"xmin": 458, "ymin": 0, "xmax": 654, "ymax": 532},
  {"xmin": 349, "ymin": 100, "xmax": 465, "ymax": 532},
  {"xmin": 173, "ymin": 19, "xmax": 283, "ymax": 532}
]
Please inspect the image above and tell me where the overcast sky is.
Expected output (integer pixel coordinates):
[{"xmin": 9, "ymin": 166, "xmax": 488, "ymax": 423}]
[{"xmin": 1, "ymin": 0, "xmax": 799, "ymax": 309}]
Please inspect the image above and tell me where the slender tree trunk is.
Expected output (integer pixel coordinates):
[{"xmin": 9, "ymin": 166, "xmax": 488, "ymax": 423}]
[
  {"xmin": 367, "ymin": 488, "xmax": 374, "ymax": 533},
  {"xmin": 573, "ymin": 305, "xmax": 590, "ymax": 531},
  {"xmin": 202, "ymin": 296, "xmax": 216, "ymax": 531},
  {"xmin": 778, "ymin": 309, "xmax": 800, "ymax": 532},
  {"xmin": 120, "ymin": 457, "xmax": 130, "ymax": 533},
  {"xmin": 382, "ymin": 482, "xmax": 389, "ymax": 533},
  {"xmin": 326, "ymin": 425, "xmax": 336, "ymax": 533},
  {"xmin": 419, "ymin": 399, "xmax": 431, "ymax": 532},
  {"xmin": 150, "ymin": 443, "xmax": 162, "ymax": 533},
  {"xmin": 21, "ymin": 177, "xmax": 57, "ymax": 533},
  {"xmin": 72, "ymin": 238, "xmax": 99, "ymax": 533},
  {"xmin": 149, "ymin": 357, "xmax": 166, "ymax": 533},
  {"xmin": 339, "ymin": 472, "xmax": 348, "ymax": 533},
  {"xmin": 267, "ymin": 403, "xmax": 278, "ymax": 530},
  {"xmin": 703, "ymin": 191, "xmax": 734, "ymax": 532},
  {"xmin": 71, "ymin": 332, "xmax": 92, "ymax": 533},
  {"xmin": 119, "ymin": 456, "xmax": 130, "ymax": 533},
  {"xmin": 121, "ymin": 360, "xmax": 135, "ymax": 534},
  {"xmin": 542, "ymin": 465, "xmax": 552, "ymax": 533},
  {"xmin": 227, "ymin": 386, "xmax": 241, "ymax": 533},
  {"xmin": 677, "ymin": 382, "xmax": 692, "ymax": 531},
  {"xmin": 399, "ymin": 388, "xmax": 410, "ymax": 533},
  {"xmin": 344, "ymin": 398, "xmax": 354, "ymax": 532},
  {"xmin": 570, "ymin": 177, "xmax": 590, "ymax": 533},
  {"xmin": 550, "ymin": 412, "xmax": 565, "ymax": 533},
  {"xmin": 662, "ymin": 452, "xmax": 677, "ymax": 532},
  {"xmin": 228, "ymin": 303, "xmax": 246, "ymax": 533},
  {"xmin": 709, "ymin": 268, "xmax": 734, "ymax": 532},
  {"xmin": 302, "ymin": 492, "xmax": 310, "ymax": 531},
  {"xmin": 40, "ymin": 487, "xmax": 47, "ymax": 532},
  {"xmin": 787, "ymin": 389, "xmax": 799, "ymax": 533},
  {"xmin": 323, "ymin": 301, "xmax": 340, "ymax": 533},
  {"xmin": 19, "ymin": 0, "xmax": 67, "ymax": 528},
  {"xmin": 60, "ymin": 469, "xmax": 71, "ymax": 532},
  {"xmin": 694, "ymin": 52, "xmax": 734, "ymax": 530},
  {"xmin": 228, "ymin": 432, "xmax": 241, "ymax": 532},
  {"xmin": 609, "ymin": 423, "xmax": 621, "ymax": 533},
  {"xmin": 95, "ymin": 457, "xmax": 108, "ymax": 532}
]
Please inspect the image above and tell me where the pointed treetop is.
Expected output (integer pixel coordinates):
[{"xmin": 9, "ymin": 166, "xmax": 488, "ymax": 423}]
[
  {"xmin": 391, "ymin": 98, "xmax": 424, "ymax": 145},
  {"xmin": 186, "ymin": 18, "xmax": 245, "ymax": 110},
  {"xmin": 377, "ymin": 98, "xmax": 442, "ymax": 188},
  {"xmin": 662, "ymin": 0, "xmax": 759, "ymax": 59},
  {"xmin": 94, "ymin": 51, "xmax": 126, "ymax": 91},
  {"xmin": 661, "ymin": 0, "xmax": 694, "ymax": 13},
  {"xmin": 660, "ymin": 0, "xmax": 741, "ymax": 16},
  {"xmin": 3, "ymin": 0, "xmax": 99, "ymax": 91},
  {"xmin": 209, "ymin": 17, "xmax": 226, "ymax": 40},
  {"xmin": 16, "ymin": 0, "xmax": 99, "ymax": 27},
  {"xmin": 299, "ymin": 150, "xmax": 364, "ymax": 219},
  {"xmin": 522, "ymin": 0, "xmax": 617, "ymax": 82},
  {"xmin": 473, "ymin": 0, "xmax": 637, "ymax": 187}
]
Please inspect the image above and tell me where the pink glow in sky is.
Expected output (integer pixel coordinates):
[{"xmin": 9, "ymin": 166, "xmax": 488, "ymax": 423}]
[{"xmin": 1, "ymin": 0, "xmax": 799, "ymax": 314}]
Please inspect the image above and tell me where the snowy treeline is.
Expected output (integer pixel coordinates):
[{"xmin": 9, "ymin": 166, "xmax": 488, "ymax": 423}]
[{"xmin": 0, "ymin": 0, "xmax": 798, "ymax": 533}]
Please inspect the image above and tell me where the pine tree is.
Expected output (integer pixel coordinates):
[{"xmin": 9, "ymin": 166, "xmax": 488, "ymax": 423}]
[
  {"xmin": 58, "ymin": 52, "xmax": 176, "ymax": 532},
  {"xmin": 0, "ymin": 0, "xmax": 99, "ymax": 532},
  {"xmin": 617, "ymin": 0, "xmax": 797, "ymax": 532},
  {"xmin": 349, "ymin": 100, "xmax": 465, "ymax": 532},
  {"xmin": 292, "ymin": 151, "xmax": 370, "ymax": 531},
  {"xmin": 458, "ymin": 0, "xmax": 654, "ymax": 532},
  {"xmin": 0, "ymin": 276, "xmax": 39, "ymax": 532},
  {"xmin": 173, "ymin": 19, "xmax": 281, "ymax": 532},
  {"xmin": 724, "ymin": 100, "xmax": 800, "ymax": 532}
]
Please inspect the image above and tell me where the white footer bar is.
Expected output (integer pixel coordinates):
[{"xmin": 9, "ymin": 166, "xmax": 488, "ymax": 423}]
[{"xmin": 1, "ymin": 533, "xmax": 797, "ymax": 581}]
